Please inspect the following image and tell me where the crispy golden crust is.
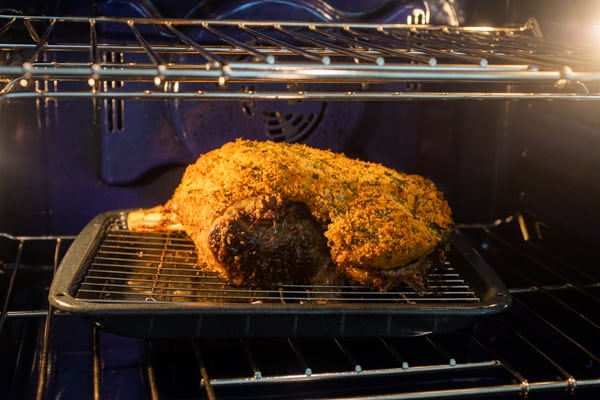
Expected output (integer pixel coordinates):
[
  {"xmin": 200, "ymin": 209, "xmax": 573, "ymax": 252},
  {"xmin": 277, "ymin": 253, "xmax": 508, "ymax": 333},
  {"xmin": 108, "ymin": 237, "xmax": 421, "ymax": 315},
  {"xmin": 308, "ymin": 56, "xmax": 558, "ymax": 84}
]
[{"xmin": 164, "ymin": 139, "xmax": 453, "ymax": 273}]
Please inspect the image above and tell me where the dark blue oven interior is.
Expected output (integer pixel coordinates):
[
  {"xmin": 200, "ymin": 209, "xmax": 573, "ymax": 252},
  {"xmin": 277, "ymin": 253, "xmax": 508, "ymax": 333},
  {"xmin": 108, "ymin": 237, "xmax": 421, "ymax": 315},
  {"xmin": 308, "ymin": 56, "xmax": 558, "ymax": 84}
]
[{"xmin": 1, "ymin": 1, "xmax": 600, "ymax": 399}]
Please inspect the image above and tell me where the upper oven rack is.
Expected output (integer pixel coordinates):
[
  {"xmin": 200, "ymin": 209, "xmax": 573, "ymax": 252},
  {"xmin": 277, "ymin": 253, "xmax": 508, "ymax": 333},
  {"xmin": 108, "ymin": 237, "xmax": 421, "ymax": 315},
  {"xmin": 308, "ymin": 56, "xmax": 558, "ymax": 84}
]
[{"xmin": 1, "ymin": 13, "xmax": 600, "ymax": 101}]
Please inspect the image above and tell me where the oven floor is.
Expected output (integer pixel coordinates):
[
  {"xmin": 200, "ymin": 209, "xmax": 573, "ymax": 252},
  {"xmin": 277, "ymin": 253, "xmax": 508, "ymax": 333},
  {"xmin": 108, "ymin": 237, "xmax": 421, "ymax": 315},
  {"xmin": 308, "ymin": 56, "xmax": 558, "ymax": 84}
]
[{"xmin": 1, "ymin": 212, "xmax": 599, "ymax": 399}]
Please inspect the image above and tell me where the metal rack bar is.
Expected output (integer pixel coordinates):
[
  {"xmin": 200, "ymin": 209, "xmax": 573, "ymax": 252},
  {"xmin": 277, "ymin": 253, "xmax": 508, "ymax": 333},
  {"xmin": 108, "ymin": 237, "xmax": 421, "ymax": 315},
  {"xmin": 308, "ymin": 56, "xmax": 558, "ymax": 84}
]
[
  {"xmin": 7, "ymin": 305, "xmax": 32, "ymax": 400},
  {"xmin": 239, "ymin": 339, "xmax": 263, "ymax": 380},
  {"xmin": 163, "ymin": 23, "xmax": 223, "ymax": 67},
  {"xmin": 23, "ymin": 19, "xmax": 55, "ymax": 60},
  {"xmin": 34, "ymin": 238, "xmax": 63, "ymax": 400},
  {"xmin": 1, "ymin": 15, "xmax": 600, "ymax": 100},
  {"xmin": 334, "ymin": 338, "xmax": 362, "ymax": 372},
  {"xmin": 323, "ymin": 380, "xmax": 599, "ymax": 400},
  {"xmin": 127, "ymin": 21, "xmax": 163, "ymax": 66},
  {"xmin": 467, "ymin": 334, "xmax": 529, "ymax": 387},
  {"xmin": 4, "ymin": 62, "xmax": 586, "ymax": 82},
  {"xmin": 239, "ymin": 25, "xmax": 329, "ymax": 64},
  {"xmin": 126, "ymin": 20, "xmax": 168, "ymax": 88},
  {"xmin": 4, "ymin": 90, "xmax": 599, "ymax": 101},
  {"xmin": 92, "ymin": 326, "xmax": 102, "ymax": 400},
  {"xmin": 379, "ymin": 338, "xmax": 409, "ymax": 369},
  {"xmin": 422, "ymin": 30, "xmax": 558, "ymax": 69},
  {"xmin": 275, "ymin": 25, "xmax": 384, "ymax": 65},
  {"xmin": 0, "ymin": 240, "xmax": 23, "ymax": 335},
  {"xmin": 465, "ymin": 31, "xmax": 593, "ymax": 68},
  {"xmin": 144, "ymin": 340, "xmax": 161, "ymax": 400},
  {"xmin": 193, "ymin": 340, "xmax": 217, "ymax": 400},
  {"xmin": 423, "ymin": 336, "xmax": 456, "ymax": 366},
  {"xmin": 89, "ymin": 20, "xmax": 99, "ymax": 65},
  {"xmin": 201, "ymin": 23, "xmax": 274, "ymax": 64},
  {"xmin": 287, "ymin": 338, "xmax": 313, "ymax": 376},
  {"xmin": 204, "ymin": 359, "xmax": 502, "ymax": 387},
  {"xmin": 344, "ymin": 27, "xmax": 436, "ymax": 65},
  {"xmin": 4, "ymin": 310, "xmax": 58, "ymax": 317},
  {"xmin": 381, "ymin": 28, "xmax": 488, "ymax": 67},
  {"xmin": 0, "ymin": 11, "xmax": 15, "ymax": 37},
  {"xmin": 0, "ymin": 14, "xmax": 527, "ymax": 30}
]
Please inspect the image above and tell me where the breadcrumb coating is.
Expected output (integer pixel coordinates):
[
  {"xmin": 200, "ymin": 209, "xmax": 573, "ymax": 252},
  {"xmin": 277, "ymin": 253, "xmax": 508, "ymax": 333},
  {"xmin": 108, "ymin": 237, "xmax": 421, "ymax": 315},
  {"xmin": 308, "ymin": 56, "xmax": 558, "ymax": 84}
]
[{"xmin": 163, "ymin": 139, "xmax": 453, "ymax": 274}]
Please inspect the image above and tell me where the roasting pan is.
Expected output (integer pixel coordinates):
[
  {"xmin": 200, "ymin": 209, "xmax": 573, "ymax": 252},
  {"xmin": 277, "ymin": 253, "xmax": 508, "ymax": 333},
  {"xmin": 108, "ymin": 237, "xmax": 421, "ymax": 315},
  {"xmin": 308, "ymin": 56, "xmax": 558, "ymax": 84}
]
[{"xmin": 49, "ymin": 210, "xmax": 511, "ymax": 337}]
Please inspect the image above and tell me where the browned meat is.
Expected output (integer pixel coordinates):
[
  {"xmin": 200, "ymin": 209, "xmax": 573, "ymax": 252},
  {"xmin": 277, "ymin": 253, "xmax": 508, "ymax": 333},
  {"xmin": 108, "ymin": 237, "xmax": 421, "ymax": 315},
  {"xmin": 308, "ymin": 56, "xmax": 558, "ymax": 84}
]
[{"xmin": 207, "ymin": 195, "xmax": 335, "ymax": 288}]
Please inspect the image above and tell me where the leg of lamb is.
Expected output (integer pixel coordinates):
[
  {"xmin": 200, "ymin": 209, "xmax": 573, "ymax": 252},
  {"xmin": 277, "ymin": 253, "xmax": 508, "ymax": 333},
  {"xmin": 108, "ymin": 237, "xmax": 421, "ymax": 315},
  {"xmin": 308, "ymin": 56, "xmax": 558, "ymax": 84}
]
[{"xmin": 128, "ymin": 139, "xmax": 453, "ymax": 291}]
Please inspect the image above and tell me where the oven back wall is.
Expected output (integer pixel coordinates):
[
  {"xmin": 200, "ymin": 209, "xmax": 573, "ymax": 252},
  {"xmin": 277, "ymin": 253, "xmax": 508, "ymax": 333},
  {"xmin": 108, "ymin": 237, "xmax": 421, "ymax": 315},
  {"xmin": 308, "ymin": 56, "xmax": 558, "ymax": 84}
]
[{"xmin": 0, "ymin": 98, "xmax": 186, "ymax": 235}]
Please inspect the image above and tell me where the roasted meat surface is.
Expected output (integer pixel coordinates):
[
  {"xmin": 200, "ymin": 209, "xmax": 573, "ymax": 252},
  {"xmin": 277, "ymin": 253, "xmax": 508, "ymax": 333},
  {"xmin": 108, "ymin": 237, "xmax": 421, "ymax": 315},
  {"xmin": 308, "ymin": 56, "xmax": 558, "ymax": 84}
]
[
  {"xmin": 207, "ymin": 195, "xmax": 336, "ymax": 288},
  {"xmin": 128, "ymin": 139, "xmax": 453, "ymax": 290}
]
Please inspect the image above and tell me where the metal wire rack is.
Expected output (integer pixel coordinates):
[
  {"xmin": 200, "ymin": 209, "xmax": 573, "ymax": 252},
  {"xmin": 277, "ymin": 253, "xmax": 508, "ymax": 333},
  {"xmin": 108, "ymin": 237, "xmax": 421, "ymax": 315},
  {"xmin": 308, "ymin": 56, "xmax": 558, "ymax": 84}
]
[
  {"xmin": 45, "ymin": 211, "xmax": 508, "ymax": 338},
  {"xmin": 75, "ymin": 226, "xmax": 480, "ymax": 305},
  {"xmin": 2, "ymin": 12, "xmax": 600, "ymax": 101},
  {"xmin": 1, "ymin": 213, "xmax": 599, "ymax": 399}
]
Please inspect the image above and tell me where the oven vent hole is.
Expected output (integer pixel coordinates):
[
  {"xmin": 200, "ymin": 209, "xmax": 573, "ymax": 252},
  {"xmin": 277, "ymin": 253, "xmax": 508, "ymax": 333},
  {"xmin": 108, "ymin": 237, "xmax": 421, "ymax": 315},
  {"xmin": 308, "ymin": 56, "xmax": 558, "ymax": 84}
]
[
  {"xmin": 242, "ymin": 100, "xmax": 327, "ymax": 142},
  {"xmin": 103, "ymin": 51, "xmax": 125, "ymax": 132},
  {"xmin": 265, "ymin": 104, "xmax": 325, "ymax": 142},
  {"xmin": 406, "ymin": 8, "xmax": 429, "ymax": 25},
  {"xmin": 105, "ymin": 98, "xmax": 125, "ymax": 132}
]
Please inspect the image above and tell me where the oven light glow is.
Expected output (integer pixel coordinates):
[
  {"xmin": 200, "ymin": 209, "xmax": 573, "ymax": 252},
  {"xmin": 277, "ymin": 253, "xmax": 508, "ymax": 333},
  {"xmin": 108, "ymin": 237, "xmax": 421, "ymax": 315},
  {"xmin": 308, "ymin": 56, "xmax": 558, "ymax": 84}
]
[{"xmin": 591, "ymin": 22, "xmax": 600, "ymax": 45}]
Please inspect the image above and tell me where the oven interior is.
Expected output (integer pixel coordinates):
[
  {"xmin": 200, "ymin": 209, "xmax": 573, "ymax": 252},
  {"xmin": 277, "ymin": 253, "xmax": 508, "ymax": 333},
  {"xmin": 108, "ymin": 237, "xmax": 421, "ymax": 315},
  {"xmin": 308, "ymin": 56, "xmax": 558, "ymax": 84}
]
[{"xmin": 1, "ymin": 0, "xmax": 600, "ymax": 398}]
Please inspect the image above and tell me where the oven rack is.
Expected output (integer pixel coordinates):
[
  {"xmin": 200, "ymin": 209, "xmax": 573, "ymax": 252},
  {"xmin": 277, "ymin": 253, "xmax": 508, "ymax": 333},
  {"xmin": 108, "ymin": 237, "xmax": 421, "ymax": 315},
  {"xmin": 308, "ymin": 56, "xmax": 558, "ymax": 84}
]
[
  {"xmin": 1, "ymin": 213, "xmax": 599, "ymax": 399},
  {"xmin": 75, "ymin": 229, "xmax": 480, "ymax": 305},
  {"xmin": 1, "ymin": 13, "xmax": 600, "ymax": 101},
  {"xmin": 47, "ymin": 211, "xmax": 510, "ymax": 338}
]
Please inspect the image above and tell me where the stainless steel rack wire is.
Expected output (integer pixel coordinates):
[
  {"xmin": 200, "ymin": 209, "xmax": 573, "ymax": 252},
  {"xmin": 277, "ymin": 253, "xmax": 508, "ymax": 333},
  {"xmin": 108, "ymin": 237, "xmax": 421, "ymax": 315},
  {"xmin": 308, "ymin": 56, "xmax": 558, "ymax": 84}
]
[
  {"xmin": 75, "ymin": 227, "xmax": 479, "ymax": 305},
  {"xmin": 1, "ymin": 13, "xmax": 600, "ymax": 101},
  {"xmin": 1, "ymin": 213, "xmax": 599, "ymax": 399}
]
